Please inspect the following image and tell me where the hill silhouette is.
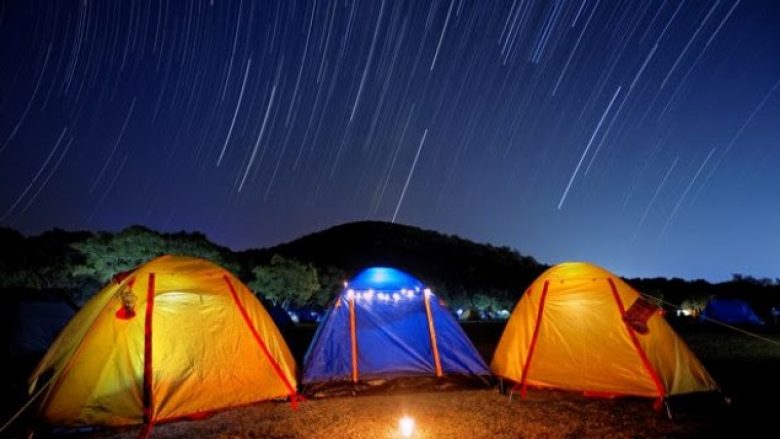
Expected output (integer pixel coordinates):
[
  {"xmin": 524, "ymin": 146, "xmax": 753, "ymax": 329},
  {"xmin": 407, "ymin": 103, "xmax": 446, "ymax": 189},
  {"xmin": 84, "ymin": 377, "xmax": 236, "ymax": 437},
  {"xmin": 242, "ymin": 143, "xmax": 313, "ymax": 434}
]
[
  {"xmin": 1, "ymin": 222, "xmax": 777, "ymax": 317},
  {"xmin": 241, "ymin": 221, "xmax": 546, "ymax": 307}
]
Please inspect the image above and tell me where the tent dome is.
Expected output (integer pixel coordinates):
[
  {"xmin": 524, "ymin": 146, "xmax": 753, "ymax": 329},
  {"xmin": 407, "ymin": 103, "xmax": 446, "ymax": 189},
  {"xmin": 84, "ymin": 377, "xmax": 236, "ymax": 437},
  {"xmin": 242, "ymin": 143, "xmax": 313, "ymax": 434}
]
[
  {"xmin": 702, "ymin": 298, "xmax": 764, "ymax": 325},
  {"xmin": 492, "ymin": 262, "xmax": 717, "ymax": 401},
  {"xmin": 347, "ymin": 267, "xmax": 423, "ymax": 292},
  {"xmin": 303, "ymin": 266, "xmax": 489, "ymax": 391},
  {"xmin": 29, "ymin": 255, "xmax": 297, "ymax": 427}
]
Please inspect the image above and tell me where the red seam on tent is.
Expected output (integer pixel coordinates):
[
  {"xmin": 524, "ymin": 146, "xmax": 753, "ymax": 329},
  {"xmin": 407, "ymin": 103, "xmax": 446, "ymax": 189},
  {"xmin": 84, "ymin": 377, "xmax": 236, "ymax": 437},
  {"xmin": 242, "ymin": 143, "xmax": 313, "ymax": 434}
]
[
  {"xmin": 607, "ymin": 278, "xmax": 665, "ymax": 407},
  {"xmin": 514, "ymin": 281, "xmax": 549, "ymax": 398},
  {"xmin": 142, "ymin": 273, "xmax": 155, "ymax": 432},
  {"xmin": 349, "ymin": 295, "xmax": 359, "ymax": 383},
  {"xmin": 223, "ymin": 275, "xmax": 299, "ymax": 410},
  {"xmin": 423, "ymin": 292, "xmax": 443, "ymax": 377},
  {"xmin": 41, "ymin": 277, "xmax": 137, "ymax": 415}
]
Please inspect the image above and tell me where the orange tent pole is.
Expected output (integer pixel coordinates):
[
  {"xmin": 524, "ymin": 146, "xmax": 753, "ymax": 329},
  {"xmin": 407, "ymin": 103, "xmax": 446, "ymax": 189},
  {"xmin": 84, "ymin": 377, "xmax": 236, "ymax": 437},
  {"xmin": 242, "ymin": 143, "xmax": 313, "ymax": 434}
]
[
  {"xmin": 514, "ymin": 281, "xmax": 548, "ymax": 398},
  {"xmin": 423, "ymin": 292, "xmax": 443, "ymax": 377},
  {"xmin": 349, "ymin": 295, "xmax": 359, "ymax": 383},
  {"xmin": 607, "ymin": 278, "xmax": 665, "ymax": 409}
]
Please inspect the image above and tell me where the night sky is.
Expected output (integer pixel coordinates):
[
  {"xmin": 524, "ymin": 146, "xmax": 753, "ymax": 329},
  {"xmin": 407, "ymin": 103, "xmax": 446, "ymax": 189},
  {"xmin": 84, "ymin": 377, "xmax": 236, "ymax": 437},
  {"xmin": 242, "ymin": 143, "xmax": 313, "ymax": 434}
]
[{"xmin": 1, "ymin": 0, "xmax": 779, "ymax": 281}]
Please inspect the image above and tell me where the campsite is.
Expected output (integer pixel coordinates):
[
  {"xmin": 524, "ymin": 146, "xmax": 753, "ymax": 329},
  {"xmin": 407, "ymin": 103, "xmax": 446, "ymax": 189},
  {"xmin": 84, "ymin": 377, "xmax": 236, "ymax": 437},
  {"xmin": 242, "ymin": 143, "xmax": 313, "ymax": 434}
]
[
  {"xmin": 3, "ymin": 1, "xmax": 780, "ymax": 437},
  {"xmin": 1, "ymin": 223, "xmax": 779, "ymax": 438},
  {"xmin": 45, "ymin": 323, "xmax": 780, "ymax": 438}
]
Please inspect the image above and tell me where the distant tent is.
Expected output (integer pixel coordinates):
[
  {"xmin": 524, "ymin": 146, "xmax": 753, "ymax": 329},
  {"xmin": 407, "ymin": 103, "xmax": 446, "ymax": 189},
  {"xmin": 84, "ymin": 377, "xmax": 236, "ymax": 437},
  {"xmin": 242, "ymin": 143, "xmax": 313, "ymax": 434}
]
[
  {"xmin": 289, "ymin": 306, "xmax": 323, "ymax": 323},
  {"xmin": 6, "ymin": 292, "xmax": 77, "ymax": 358},
  {"xmin": 492, "ymin": 262, "xmax": 717, "ymax": 406},
  {"xmin": 303, "ymin": 267, "xmax": 489, "ymax": 392},
  {"xmin": 702, "ymin": 298, "xmax": 764, "ymax": 325},
  {"xmin": 459, "ymin": 308, "xmax": 483, "ymax": 321},
  {"xmin": 267, "ymin": 304, "xmax": 294, "ymax": 328},
  {"xmin": 29, "ymin": 255, "xmax": 298, "ymax": 427}
]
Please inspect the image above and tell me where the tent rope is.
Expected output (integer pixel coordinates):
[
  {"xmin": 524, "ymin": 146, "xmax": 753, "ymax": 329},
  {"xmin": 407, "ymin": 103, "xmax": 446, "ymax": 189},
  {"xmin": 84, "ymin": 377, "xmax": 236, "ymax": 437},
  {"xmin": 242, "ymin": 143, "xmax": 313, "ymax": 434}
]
[
  {"xmin": 0, "ymin": 374, "xmax": 53, "ymax": 434},
  {"xmin": 641, "ymin": 293, "xmax": 780, "ymax": 347}
]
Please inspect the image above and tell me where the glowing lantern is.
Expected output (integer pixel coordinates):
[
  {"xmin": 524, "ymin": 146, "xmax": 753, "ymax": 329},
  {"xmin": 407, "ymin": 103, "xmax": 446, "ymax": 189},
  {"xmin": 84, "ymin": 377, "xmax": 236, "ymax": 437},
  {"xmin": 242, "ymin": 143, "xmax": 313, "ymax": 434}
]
[{"xmin": 399, "ymin": 416, "xmax": 415, "ymax": 438}]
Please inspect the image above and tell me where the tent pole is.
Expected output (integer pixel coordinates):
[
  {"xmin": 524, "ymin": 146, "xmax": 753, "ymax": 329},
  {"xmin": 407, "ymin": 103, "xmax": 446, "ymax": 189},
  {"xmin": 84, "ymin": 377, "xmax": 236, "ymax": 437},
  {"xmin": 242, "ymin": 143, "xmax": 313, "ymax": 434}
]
[
  {"xmin": 349, "ymin": 295, "xmax": 359, "ymax": 384},
  {"xmin": 423, "ymin": 292, "xmax": 443, "ymax": 377}
]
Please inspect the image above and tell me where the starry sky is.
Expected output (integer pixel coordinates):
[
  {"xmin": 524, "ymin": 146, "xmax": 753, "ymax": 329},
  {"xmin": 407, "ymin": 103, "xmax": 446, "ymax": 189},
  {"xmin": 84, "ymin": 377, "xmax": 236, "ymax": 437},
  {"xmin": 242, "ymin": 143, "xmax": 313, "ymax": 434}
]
[{"xmin": 1, "ymin": 0, "xmax": 779, "ymax": 282}]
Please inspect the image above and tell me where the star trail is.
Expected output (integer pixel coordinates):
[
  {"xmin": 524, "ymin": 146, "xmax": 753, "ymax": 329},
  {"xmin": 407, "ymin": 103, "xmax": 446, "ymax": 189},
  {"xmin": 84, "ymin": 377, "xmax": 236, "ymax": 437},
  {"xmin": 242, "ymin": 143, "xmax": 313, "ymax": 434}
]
[{"xmin": 1, "ymin": 0, "xmax": 779, "ymax": 281}]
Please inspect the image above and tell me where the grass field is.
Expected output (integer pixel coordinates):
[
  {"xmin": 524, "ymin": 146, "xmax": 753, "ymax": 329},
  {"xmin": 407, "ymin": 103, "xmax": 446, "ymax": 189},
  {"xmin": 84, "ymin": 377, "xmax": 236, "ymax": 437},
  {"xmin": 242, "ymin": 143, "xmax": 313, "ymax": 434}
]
[{"xmin": 37, "ymin": 320, "xmax": 773, "ymax": 439}]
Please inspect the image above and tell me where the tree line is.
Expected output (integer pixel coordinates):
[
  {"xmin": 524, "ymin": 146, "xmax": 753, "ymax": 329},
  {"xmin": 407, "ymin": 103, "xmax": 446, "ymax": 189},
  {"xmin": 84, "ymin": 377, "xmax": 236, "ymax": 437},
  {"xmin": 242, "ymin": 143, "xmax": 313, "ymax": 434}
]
[
  {"xmin": 1, "ymin": 223, "xmax": 778, "ymax": 319},
  {"xmin": 0, "ymin": 226, "xmax": 333, "ymax": 308}
]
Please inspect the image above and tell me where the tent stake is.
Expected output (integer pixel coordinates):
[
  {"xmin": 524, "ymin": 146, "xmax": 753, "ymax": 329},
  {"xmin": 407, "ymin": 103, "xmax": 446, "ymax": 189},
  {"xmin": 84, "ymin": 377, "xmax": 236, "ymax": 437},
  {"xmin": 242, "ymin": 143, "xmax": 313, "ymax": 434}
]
[{"xmin": 664, "ymin": 399, "xmax": 673, "ymax": 420}]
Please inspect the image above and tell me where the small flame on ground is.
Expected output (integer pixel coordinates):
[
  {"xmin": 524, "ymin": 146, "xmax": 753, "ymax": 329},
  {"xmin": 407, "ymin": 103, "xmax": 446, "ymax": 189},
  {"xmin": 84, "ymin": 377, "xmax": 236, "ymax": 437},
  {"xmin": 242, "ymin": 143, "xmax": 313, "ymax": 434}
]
[{"xmin": 399, "ymin": 416, "xmax": 414, "ymax": 437}]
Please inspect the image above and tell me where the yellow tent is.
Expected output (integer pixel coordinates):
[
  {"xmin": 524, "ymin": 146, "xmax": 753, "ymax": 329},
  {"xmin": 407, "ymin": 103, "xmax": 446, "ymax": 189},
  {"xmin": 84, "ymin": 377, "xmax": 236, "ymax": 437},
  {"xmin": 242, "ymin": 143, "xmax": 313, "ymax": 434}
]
[
  {"xmin": 491, "ymin": 262, "xmax": 717, "ymax": 405},
  {"xmin": 29, "ymin": 255, "xmax": 298, "ymax": 427}
]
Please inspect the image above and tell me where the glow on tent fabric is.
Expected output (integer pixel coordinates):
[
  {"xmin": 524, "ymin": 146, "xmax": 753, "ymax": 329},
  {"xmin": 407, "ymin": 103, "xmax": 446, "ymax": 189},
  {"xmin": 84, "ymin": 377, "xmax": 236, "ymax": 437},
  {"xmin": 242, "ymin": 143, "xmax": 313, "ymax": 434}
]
[
  {"xmin": 29, "ymin": 255, "xmax": 297, "ymax": 426},
  {"xmin": 303, "ymin": 267, "xmax": 489, "ymax": 386},
  {"xmin": 491, "ymin": 262, "xmax": 717, "ymax": 399}
]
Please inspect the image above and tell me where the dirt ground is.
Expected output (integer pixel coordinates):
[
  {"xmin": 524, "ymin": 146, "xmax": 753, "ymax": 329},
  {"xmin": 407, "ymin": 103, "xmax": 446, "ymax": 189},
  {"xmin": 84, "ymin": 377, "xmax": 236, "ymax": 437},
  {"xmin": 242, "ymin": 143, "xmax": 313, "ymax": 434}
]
[
  {"xmin": 87, "ymin": 388, "xmax": 719, "ymax": 439},
  {"xmin": 14, "ymin": 321, "xmax": 780, "ymax": 438}
]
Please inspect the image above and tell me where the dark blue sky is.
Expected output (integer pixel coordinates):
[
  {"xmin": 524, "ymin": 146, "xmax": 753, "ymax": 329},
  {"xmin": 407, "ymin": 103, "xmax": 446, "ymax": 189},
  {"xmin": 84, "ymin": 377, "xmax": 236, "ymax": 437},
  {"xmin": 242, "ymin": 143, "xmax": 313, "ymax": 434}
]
[{"xmin": 1, "ymin": 0, "xmax": 779, "ymax": 281}]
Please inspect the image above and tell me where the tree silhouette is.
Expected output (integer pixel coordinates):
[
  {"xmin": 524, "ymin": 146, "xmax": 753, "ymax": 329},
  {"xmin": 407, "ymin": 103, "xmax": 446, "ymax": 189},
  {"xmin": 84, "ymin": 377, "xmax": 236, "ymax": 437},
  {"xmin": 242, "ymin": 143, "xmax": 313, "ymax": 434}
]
[{"xmin": 249, "ymin": 254, "xmax": 320, "ymax": 308}]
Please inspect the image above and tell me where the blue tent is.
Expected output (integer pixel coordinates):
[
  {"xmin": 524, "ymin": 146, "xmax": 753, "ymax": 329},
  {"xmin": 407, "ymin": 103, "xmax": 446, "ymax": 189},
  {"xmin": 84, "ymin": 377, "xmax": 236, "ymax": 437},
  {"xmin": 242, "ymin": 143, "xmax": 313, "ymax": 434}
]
[
  {"xmin": 303, "ymin": 267, "xmax": 490, "ymax": 389},
  {"xmin": 702, "ymin": 298, "xmax": 764, "ymax": 325}
]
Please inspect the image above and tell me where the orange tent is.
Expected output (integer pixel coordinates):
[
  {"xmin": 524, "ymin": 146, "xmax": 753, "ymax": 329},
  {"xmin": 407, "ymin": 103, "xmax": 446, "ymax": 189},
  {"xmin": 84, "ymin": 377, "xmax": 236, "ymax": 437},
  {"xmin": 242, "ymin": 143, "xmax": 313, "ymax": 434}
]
[
  {"xmin": 491, "ymin": 262, "xmax": 717, "ymax": 405},
  {"xmin": 29, "ymin": 255, "xmax": 298, "ymax": 427}
]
